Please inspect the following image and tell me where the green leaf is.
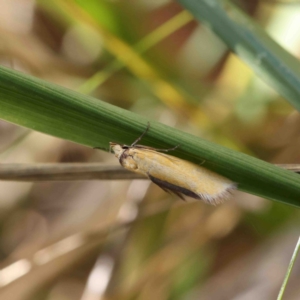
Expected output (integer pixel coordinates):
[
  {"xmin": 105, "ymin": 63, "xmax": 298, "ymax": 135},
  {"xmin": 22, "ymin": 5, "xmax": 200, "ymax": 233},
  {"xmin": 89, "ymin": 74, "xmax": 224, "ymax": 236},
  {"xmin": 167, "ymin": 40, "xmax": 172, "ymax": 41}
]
[
  {"xmin": 176, "ymin": 0, "xmax": 300, "ymax": 111},
  {"xmin": 0, "ymin": 66, "xmax": 300, "ymax": 206}
]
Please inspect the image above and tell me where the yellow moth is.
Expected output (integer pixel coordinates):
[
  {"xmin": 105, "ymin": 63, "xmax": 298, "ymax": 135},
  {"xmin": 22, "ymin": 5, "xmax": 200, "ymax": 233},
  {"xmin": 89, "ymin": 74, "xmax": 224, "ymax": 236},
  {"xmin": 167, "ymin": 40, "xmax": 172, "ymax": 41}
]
[{"xmin": 110, "ymin": 124, "xmax": 236, "ymax": 205}]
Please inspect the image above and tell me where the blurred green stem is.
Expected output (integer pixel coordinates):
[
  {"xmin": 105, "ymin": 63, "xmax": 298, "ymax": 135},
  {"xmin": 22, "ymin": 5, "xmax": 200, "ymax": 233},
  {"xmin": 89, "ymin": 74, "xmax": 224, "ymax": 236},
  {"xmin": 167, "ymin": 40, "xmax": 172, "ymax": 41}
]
[
  {"xmin": 277, "ymin": 237, "xmax": 300, "ymax": 300},
  {"xmin": 177, "ymin": 0, "xmax": 300, "ymax": 111},
  {"xmin": 78, "ymin": 10, "xmax": 193, "ymax": 94}
]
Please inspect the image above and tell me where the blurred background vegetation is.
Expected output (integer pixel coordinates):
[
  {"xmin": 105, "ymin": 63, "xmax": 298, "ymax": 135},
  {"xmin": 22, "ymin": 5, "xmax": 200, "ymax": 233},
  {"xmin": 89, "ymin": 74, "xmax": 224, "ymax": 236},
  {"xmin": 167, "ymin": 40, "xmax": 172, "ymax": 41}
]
[{"xmin": 0, "ymin": 0, "xmax": 300, "ymax": 299}]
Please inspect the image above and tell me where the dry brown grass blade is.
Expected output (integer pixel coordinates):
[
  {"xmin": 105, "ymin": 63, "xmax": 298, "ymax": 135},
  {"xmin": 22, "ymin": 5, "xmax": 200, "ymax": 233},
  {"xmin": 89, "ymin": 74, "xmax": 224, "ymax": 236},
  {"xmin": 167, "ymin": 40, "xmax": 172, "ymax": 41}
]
[{"xmin": 0, "ymin": 163, "xmax": 145, "ymax": 181}]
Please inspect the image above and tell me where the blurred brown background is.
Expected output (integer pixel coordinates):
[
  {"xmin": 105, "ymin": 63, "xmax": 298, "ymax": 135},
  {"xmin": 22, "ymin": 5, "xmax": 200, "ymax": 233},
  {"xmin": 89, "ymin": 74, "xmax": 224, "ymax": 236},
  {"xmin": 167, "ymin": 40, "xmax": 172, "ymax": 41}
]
[{"xmin": 0, "ymin": 0, "xmax": 300, "ymax": 299}]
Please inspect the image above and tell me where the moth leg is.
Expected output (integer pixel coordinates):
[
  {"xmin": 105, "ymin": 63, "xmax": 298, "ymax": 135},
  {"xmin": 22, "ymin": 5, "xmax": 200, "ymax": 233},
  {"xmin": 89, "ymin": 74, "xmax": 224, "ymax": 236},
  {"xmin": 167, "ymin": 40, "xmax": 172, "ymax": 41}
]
[
  {"xmin": 170, "ymin": 190, "xmax": 186, "ymax": 201},
  {"xmin": 148, "ymin": 174, "xmax": 186, "ymax": 201}
]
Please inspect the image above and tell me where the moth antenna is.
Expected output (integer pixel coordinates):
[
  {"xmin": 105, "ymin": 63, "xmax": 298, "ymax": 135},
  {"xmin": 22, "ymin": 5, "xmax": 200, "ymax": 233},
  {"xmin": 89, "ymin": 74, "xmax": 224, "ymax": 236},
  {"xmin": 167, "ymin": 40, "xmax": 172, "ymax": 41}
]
[
  {"xmin": 157, "ymin": 144, "xmax": 180, "ymax": 152},
  {"xmin": 131, "ymin": 122, "xmax": 150, "ymax": 146}
]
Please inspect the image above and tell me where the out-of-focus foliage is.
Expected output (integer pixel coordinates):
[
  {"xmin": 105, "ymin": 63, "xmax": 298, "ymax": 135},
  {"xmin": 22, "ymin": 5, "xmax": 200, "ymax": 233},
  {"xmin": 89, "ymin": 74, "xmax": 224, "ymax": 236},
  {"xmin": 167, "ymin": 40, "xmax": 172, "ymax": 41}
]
[{"xmin": 0, "ymin": 0, "xmax": 300, "ymax": 300}]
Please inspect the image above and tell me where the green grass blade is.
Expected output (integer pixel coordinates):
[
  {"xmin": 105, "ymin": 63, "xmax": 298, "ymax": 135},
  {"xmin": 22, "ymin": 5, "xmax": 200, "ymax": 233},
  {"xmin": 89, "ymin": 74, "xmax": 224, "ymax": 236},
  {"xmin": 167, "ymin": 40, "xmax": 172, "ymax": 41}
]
[
  {"xmin": 277, "ymin": 237, "xmax": 300, "ymax": 300},
  {"xmin": 0, "ymin": 66, "xmax": 300, "ymax": 206},
  {"xmin": 176, "ymin": 0, "xmax": 300, "ymax": 111}
]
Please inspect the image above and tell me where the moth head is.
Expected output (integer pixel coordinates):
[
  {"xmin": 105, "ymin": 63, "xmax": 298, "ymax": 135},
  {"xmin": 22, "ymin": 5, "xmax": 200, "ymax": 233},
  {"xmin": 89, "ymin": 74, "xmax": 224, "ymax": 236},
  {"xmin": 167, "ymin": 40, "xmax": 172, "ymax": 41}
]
[
  {"xmin": 110, "ymin": 142, "xmax": 132, "ymax": 157},
  {"xmin": 110, "ymin": 142, "xmax": 138, "ymax": 171},
  {"xmin": 109, "ymin": 142, "xmax": 123, "ymax": 158}
]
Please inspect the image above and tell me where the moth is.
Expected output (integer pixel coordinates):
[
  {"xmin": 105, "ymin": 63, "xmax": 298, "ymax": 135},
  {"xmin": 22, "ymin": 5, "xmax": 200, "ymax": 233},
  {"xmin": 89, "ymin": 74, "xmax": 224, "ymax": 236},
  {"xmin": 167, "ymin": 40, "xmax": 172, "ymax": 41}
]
[{"xmin": 110, "ymin": 124, "xmax": 236, "ymax": 205}]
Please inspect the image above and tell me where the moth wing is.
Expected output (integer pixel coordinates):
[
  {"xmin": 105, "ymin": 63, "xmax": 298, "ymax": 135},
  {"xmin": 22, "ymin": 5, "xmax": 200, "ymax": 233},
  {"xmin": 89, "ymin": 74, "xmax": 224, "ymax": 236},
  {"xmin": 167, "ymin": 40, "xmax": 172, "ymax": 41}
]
[
  {"xmin": 137, "ymin": 148, "xmax": 183, "ymax": 164},
  {"xmin": 136, "ymin": 150, "xmax": 196, "ymax": 200},
  {"xmin": 133, "ymin": 148, "xmax": 234, "ymax": 204}
]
